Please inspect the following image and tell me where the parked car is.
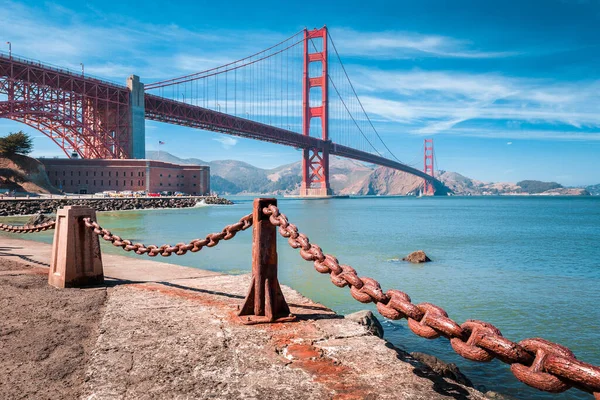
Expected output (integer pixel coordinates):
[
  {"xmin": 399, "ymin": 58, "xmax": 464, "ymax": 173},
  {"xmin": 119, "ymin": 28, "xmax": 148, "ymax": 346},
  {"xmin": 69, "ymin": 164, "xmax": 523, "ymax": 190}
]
[
  {"xmin": 147, "ymin": 192, "xmax": 160, "ymax": 197},
  {"xmin": 174, "ymin": 191, "xmax": 187, "ymax": 196},
  {"xmin": 160, "ymin": 191, "xmax": 173, "ymax": 196}
]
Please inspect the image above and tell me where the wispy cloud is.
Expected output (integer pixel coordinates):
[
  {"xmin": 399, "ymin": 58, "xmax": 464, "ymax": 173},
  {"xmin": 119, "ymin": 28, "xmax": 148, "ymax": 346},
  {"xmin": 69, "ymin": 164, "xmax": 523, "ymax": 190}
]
[
  {"xmin": 331, "ymin": 28, "xmax": 521, "ymax": 59},
  {"xmin": 0, "ymin": 1, "xmax": 292, "ymax": 82},
  {"xmin": 349, "ymin": 68, "xmax": 600, "ymax": 138},
  {"xmin": 213, "ymin": 136, "xmax": 238, "ymax": 149}
]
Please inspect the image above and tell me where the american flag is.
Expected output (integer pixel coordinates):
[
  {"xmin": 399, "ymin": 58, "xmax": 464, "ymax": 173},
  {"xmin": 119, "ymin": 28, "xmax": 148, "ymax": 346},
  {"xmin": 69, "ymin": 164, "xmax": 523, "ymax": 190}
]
[{"xmin": 158, "ymin": 140, "xmax": 165, "ymax": 145}]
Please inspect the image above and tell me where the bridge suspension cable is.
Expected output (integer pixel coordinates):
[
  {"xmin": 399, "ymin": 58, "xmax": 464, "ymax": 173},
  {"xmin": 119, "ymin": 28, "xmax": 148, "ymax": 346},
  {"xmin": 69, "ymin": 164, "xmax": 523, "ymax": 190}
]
[
  {"xmin": 145, "ymin": 30, "xmax": 307, "ymax": 135},
  {"xmin": 324, "ymin": 32, "xmax": 405, "ymax": 164},
  {"xmin": 145, "ymin": 28, "xmax": 409, "ymax": 166}
]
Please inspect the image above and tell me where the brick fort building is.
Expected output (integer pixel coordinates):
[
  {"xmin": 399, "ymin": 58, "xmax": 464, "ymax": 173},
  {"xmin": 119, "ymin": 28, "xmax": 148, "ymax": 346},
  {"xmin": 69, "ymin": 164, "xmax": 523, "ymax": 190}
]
[{"xmin": 40, "ymin": 159, "xmax": 210, "ymax": 195}]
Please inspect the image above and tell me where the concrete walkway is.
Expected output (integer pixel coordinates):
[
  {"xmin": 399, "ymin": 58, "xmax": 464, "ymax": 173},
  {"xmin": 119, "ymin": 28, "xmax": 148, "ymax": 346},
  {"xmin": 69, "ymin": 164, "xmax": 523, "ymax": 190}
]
[{"xmin": 0, "ymin": 236, "xmax": 486, "ymax": 399}]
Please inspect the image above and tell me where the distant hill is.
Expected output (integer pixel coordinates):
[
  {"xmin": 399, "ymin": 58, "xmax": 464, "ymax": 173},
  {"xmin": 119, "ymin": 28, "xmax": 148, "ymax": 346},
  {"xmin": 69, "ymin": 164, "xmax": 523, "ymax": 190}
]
[
  {"xmin": 340, "ymin": 167, "xmax": 424, "ymax": 195},
  {"xmin": 517, "ymin": 180, "xmax": 562, "ymax": 194},
  {"xmin": 586, "ymin": 184, "xmax": 600, "ymax": 196},
  {"xmin": 146, "ymin": 151, "xmax": 590, "ymax": 197},
  {"xmin": 146, "ymin": 151, "xmax": 377, "ymax": 195},
  {"xmin": 0, "ymin": 154, "xmax": 60, "ymax": 194}
]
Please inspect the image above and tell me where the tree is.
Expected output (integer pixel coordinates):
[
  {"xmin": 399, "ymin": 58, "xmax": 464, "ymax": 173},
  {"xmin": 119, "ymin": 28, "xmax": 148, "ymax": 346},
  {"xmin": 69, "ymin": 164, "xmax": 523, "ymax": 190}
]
[{"xmin": 0, "ymin": 131, "xmax": 34, "ymax": 155}]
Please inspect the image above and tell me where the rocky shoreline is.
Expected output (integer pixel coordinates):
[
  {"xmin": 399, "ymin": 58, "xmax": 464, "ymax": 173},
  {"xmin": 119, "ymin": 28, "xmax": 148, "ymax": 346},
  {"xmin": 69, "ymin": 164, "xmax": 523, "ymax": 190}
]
[{"xmin": 0, "ymin": 196, "xmax": 232, "ymax": 216}]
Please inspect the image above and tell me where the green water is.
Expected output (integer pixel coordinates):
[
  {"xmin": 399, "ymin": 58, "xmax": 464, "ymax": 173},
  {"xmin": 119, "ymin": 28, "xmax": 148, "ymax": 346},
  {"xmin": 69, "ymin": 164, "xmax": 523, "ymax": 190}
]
[{"xmin": 2, "ymin": 196, "xmax": 599, "ymax": 399}]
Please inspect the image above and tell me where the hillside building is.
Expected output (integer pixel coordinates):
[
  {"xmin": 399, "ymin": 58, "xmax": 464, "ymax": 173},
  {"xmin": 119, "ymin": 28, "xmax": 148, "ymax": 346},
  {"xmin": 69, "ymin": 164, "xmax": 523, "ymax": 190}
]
[{"xmin": 40, "ymin": 159, "xmax": 209, "ymax": 195}]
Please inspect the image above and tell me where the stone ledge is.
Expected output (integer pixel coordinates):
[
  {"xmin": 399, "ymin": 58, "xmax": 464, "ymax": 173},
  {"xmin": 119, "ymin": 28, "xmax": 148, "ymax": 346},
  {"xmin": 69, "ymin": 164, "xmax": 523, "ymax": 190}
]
[
  {"xmin": 0, "ymin": 236, "xmax": 485, "ymax": 399},
  {"xmin": 82, "ymin": 274, "xmax": 485, "ymax": 399}
]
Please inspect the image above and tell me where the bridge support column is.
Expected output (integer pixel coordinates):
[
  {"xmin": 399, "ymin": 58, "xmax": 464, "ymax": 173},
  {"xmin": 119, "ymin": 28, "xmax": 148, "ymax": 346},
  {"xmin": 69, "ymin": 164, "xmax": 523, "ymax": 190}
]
[
  {"xmin": 301, "ymin": 26, "xmax": 332, "ymax": 197},
  {"xmin": 127, "ymin": 75, "xmax": 145, "ymax": 159},
  {"xmin": 300, "ymin": 146, "xmax": 331, "ymax": 197},
  {"xmin": 423, "ymin": 139, "xmax": 435, "ymax": 196}
]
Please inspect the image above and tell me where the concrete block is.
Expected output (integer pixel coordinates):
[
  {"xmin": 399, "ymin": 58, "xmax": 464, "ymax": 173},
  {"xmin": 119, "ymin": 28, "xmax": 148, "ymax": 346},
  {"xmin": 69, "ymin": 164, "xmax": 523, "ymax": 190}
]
[{"xmin": 48, "ymin": 206, "xmax": 104, "ymax": 288}]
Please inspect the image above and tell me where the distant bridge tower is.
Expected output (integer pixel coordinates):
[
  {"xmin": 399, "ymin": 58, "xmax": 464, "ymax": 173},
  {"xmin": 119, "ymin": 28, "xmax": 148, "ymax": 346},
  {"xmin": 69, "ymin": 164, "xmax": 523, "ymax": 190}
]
[
  {"xmin": 423, "ymin": 139, "xmax": 435, "ymax": 195},
  {"xmin": 300, "ymin": 27, "xmax": 332, "ymax": 197}
]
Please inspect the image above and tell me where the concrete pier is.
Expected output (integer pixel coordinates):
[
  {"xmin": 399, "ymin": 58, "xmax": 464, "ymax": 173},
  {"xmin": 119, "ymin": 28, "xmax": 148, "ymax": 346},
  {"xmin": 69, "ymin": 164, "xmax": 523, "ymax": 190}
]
[{"xmin": 0, "ymin": 236, "xmax": 486, "ymax": 399}]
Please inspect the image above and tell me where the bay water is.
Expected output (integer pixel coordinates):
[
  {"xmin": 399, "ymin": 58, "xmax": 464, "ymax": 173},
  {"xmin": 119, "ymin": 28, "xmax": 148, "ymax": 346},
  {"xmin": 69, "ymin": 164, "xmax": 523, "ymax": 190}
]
[{"xmin": 3, "ymin": 196, "xmax": 599, "ymax": 399}]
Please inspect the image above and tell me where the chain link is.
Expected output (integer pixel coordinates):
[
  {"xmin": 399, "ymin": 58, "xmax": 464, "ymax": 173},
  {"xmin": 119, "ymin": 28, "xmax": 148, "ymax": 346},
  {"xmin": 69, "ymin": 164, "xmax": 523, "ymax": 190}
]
[
  {"xmin": 82, "ymin": 214, "xmax": 252, "ymax": 257},
  {"xmin": 0, "ymin": 221, "xmax": 56, "ymax": 233},
  {"xmin": 262, "ymin": 203, "xmax": 600, "ymax": 397}
]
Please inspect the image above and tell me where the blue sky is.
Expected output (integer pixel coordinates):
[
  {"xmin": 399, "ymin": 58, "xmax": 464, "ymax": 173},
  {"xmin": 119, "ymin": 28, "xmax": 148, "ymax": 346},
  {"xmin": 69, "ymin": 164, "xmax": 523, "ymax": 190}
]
[{"xmin": 0, "ymin": 0, "xmax": 599, "ymax": 185}]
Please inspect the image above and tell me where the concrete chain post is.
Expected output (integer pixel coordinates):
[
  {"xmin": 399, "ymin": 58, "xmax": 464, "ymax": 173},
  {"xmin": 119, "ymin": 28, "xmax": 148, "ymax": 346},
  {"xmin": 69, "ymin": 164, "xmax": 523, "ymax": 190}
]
[{"xmin": 48, "ymin": 206, "xmax": 104, "ymax": 288}]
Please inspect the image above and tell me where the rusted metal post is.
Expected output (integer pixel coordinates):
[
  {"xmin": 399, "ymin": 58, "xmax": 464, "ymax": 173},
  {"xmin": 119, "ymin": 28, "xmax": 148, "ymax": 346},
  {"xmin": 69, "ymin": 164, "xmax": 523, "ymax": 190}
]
[
  {"xmin": 238, "ymin": 198, "xmax": 295, "ymax": 324},
  {"xmin": 48, "ymin": 206, "xmax": 104, "ymax": 288}
]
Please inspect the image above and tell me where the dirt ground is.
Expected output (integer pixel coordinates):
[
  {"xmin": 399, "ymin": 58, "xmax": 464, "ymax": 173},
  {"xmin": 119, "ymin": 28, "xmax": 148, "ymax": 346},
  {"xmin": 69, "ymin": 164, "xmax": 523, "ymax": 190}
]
[{"xmin": 0, "ymin": 259, "xmax": 106, "ymax": 400}]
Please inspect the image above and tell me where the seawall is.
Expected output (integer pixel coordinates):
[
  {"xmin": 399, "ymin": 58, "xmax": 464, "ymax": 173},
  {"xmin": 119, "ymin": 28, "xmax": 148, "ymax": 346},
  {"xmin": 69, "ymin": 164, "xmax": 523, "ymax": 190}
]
[{"xmin": 0, "ymin": 195, "xmax": 232, "ymax": 216}]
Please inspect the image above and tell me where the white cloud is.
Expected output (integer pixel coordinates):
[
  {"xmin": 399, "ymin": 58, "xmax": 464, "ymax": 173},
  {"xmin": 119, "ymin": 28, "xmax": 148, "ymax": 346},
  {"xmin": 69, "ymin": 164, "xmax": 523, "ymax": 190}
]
[
  {"xmin": 213, "ymin": 136, "xmax": 238, "ymax": 149},
  {"xmin": 346, "ymin": 68, "xmax": 600, "ymax": 137},
  {"xmin": 0, "ymin": 2, "xmax": 296, "ymax": 82},
  {"xmin": 507, "ymin": 142, "xmax": 513, "ymax": 145},
  {"xmin": 331, "ymin": 28, "xmax": 521, "ymax": 59}
]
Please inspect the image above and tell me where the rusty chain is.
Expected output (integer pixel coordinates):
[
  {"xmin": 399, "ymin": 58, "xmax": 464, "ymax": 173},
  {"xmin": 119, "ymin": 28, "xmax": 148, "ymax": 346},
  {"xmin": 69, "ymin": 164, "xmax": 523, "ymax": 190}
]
[
  {"xmin": 82, "ymin": 214, "xmax": 253, "ymax": 257},
  {"xmin": 262, "ymin": 204, "xmax": 600, "ymax": 398},
  {"xmin": 0, "ymin": 221, "xmax": 56, "ymax": 233}
]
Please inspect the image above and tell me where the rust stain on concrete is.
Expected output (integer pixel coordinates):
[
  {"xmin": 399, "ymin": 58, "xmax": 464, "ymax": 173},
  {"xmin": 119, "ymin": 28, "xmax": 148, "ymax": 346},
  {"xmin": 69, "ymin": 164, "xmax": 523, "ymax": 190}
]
[{"xmin": 268, "ymin": 324, "xmax": 372, "ymax": 400}]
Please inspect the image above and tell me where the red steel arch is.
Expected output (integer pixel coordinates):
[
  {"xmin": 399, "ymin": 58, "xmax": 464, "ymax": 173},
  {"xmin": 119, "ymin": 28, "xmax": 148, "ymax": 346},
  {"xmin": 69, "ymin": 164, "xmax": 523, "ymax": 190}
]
[{"xmin": 0, "ymin": 53, "xmax": 131, "ymax": 159}]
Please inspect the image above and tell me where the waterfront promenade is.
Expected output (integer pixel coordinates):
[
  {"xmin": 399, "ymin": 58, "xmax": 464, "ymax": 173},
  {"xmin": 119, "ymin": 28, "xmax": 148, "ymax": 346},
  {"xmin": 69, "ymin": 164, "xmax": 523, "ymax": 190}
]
[{"xmin": 0, "ymin": 236, "xmax": 485, "ymax": 399}]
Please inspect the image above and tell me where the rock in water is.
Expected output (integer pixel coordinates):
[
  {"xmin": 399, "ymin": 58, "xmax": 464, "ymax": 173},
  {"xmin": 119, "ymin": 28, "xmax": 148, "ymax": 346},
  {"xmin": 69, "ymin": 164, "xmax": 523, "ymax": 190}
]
[
  {"xmin": 344, "ymin": 310, "xmax": 384, "ymax": 338},
  {"xmin": 402, "ymin": 250, "xmax": 431, "ymax": 263},
  {"xmin": 410, "ymin": 352, "xmax": 473, "ymax": 387},
  {"xmin": 26, "ymin": 213, "xmax": 54, "ymax": 225}
]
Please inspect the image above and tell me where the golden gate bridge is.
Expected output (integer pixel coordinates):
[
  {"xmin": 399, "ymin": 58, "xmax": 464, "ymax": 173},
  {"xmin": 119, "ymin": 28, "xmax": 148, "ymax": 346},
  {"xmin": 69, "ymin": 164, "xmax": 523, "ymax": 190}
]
[{"xmin": 0, "ymin": 26, "xmax": 443, "ymax": 196}]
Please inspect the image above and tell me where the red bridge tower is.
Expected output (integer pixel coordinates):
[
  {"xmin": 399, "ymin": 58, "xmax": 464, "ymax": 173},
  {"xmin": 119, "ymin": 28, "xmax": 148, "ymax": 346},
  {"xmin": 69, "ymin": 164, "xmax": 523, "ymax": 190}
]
[
  {"xmin": 300, "ymin": 27, "xmax": 332, "ymax": 197},
  {"xmin": 423, "ymin": 139, "xmax": 435, "ymax": 195}
]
